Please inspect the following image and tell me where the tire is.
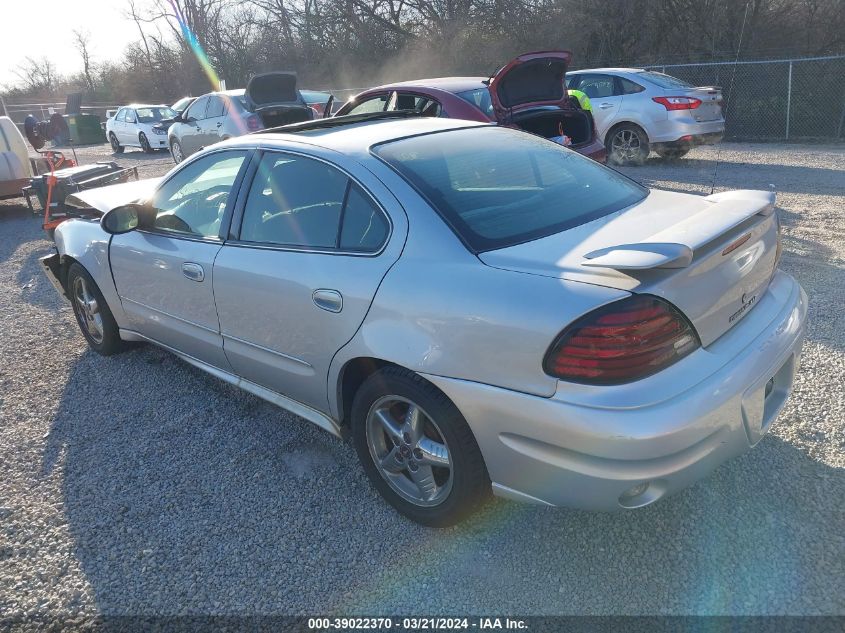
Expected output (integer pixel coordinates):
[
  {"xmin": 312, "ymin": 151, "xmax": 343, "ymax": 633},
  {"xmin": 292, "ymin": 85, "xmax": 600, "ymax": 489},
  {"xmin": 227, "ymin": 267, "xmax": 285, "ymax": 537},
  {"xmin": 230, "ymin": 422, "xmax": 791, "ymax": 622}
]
[
  {"xmin": 170, "ymin": 139, "xmax": 184, "ymax": 164},
  {"xmin": 656, "ymin": 147, "xmax": 690, "ymax": 160},
  {"xmin": 606, "ymin": 123, "xmax": 649, "ymax": 165},
  {"xmin": 109, "ymin": 132, "xmax": 124, "ymax": 154},
  {"xmin": 351, "ymin": 366, "xmax": 489, "ymax": 527},
  {"xmin": 139, "ymin": 132, "xmax": 154, "ymax": 154},
  {"xmin": 67, "ymin": 263, "xmax": 127, "ymax": 356}
]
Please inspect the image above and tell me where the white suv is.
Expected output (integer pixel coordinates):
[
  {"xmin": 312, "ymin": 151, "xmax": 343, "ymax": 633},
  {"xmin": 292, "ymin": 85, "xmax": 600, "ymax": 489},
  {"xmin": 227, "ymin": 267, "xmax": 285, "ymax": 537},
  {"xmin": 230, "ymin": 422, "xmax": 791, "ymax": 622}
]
[{"xmin": 566, "ymin": 68, "xmax": 725, "ymax": 165}]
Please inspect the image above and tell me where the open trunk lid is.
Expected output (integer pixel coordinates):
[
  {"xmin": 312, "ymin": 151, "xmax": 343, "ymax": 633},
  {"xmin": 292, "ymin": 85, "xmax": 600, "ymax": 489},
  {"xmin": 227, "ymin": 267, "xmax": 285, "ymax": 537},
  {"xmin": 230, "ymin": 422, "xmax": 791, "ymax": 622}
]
[
  {"xmin": 479, "ymin": 189, "xmax": 780, "ymax": 346},
  {"xmin": 488, "ymin": 51, "xmax": 572, "ymax": 121},
  {"xmin": 244, "ymin": 72, "xmax": 314, "ymax": 126}
]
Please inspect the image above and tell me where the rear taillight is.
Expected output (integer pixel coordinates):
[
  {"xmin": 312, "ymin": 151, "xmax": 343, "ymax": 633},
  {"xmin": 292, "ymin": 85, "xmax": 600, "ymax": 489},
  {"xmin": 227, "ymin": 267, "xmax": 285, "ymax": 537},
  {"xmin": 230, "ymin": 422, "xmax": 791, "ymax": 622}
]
[
  {"xmin": 543, "ymin": 295, "xmax": 700, "ymax": 384},
  {"xmin": 652, "ymin": 96, "xmax": 702, "ymax": 111},
  {"xmin": 246, "ymin": 114, "xmax": 262, "ymax": 131}
]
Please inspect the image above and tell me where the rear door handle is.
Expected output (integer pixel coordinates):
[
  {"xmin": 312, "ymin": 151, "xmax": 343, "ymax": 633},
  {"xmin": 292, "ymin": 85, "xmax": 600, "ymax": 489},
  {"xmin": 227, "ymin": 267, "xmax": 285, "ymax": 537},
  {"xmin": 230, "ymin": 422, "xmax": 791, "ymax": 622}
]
[
  {"xmin": 312, "ymin": 289, "xmax": 342, "ymax": 312},
  {"xmin": 182, "ymin": 262, "xmax": 205, "ymax": 282},
  {"xmin": 216, "ymin": 122, "xmax": 223, "ymax": 127}
]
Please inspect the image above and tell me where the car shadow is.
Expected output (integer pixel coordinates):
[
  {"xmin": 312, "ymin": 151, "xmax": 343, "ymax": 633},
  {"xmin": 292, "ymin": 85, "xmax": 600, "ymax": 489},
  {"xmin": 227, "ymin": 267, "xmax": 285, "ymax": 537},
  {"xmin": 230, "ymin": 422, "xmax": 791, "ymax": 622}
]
[
  {"xmin": 42, "ymin": 341, "xmax": 844, "ymax": 617},
  {"xmin": 618, "ymin": 156, "xmax": 844, "ymax": 197}
]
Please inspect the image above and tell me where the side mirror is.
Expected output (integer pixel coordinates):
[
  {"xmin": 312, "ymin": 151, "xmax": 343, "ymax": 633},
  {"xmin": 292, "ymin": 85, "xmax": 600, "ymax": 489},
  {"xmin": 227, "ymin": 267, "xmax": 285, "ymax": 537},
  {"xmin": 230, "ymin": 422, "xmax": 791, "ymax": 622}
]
[
  {"xmin": 101, "ymin": 203, "xmax": 144, "ymax": 234},
  {"xmin": 185, "ymin": 116, "xmax": 197, "ymax": 124}
]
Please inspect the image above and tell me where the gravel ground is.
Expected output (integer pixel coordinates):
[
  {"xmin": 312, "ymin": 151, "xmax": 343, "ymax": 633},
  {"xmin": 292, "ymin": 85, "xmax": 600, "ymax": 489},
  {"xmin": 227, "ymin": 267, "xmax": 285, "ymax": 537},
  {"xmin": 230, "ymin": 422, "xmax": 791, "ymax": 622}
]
[{"xmin": 0, "ymin": 141, "xmax": 843, "ymax": 621}]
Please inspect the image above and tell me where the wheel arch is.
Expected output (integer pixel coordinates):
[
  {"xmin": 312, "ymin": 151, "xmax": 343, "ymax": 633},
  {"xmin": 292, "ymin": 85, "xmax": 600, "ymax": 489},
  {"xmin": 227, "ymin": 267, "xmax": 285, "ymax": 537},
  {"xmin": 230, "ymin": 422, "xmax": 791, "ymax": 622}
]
[{"xmin": 603, "ymin": 119, "xmax": 650, "ymax": 147}]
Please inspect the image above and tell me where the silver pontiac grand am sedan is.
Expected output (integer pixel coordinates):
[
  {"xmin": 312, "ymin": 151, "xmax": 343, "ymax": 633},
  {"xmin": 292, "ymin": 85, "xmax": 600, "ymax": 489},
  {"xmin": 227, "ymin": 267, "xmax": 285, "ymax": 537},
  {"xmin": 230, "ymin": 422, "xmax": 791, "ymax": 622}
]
[{"xmin": 41, "ymin": 112, "xmax": 807, "ymax": 526}]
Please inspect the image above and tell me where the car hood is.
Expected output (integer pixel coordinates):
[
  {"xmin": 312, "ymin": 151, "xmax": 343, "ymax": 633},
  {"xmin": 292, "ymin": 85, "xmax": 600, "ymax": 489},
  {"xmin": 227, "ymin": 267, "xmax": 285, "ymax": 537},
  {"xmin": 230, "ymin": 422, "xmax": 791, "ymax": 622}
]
[
  {"xmin": 65, "ymin": 177, "xmax": 161, "ymax": 215},
  {"xmin": 488, "ymin": 51, "xmax": 572, "ymax": 119}
]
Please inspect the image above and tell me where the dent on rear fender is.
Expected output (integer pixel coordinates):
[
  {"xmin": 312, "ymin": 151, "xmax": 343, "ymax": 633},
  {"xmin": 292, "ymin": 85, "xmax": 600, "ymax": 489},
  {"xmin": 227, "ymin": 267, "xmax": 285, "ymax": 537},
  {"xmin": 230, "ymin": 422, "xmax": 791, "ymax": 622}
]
[{"xmin": 327, "ymin": 256, "xmax": 628, "ymax": 418}]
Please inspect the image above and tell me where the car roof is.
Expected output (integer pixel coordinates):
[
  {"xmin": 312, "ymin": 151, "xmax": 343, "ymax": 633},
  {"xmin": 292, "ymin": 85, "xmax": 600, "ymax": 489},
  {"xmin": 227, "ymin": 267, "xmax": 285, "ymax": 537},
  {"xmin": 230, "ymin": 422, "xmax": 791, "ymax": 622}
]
[
  {"xmin": 245, "ymin": 116, "xmax": 488, "ymax": 155},
  {"xmin": 125, "ymin": 103, "xmax": 170, "ymax": 109},
  {"xmin": 369, "ymin": 77, "xmax": 488, "ymax": 94},
  {"xmin": 567, "ymin": 68, "xmax": 646, "ymax": 74}
]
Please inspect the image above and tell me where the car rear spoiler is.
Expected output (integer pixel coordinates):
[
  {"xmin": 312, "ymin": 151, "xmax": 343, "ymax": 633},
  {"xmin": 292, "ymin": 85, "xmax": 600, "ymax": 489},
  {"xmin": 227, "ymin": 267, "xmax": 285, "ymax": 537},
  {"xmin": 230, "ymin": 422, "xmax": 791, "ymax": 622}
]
[{"xmin": 581, "ymin": 190, "xmax": 775, "ymax": 270}]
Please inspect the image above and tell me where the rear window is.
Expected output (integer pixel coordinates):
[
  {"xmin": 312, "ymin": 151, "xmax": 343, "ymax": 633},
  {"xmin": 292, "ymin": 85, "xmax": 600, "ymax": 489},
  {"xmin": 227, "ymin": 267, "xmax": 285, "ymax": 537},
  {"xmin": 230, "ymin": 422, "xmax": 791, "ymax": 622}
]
[
  {"xmin": 638, "ymin": 71, "xmax": 695, "ymax": 89},
  {"xmin": 456, "ymin": 88, "xmax": 493, "ymax": 117},
  {"xmin": 373, "ymin": 127, "xmax": 647, "ymax": 252}
]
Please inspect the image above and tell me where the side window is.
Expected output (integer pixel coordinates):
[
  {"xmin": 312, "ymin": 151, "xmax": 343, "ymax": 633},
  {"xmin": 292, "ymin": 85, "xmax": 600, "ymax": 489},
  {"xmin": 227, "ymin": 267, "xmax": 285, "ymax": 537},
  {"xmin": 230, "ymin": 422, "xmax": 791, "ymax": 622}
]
[
  {"xmin": 340, "ymin": 185, "xmax": 389, "ymax": 251},
  {"xmin": 346, "ymin": 94, "xmax": 389, "ymax": 115},
  {"xmin": 564, "ymin": 75, "xmax": 578, "ymax": 89},
  {"xmin": 392, "ymin": 93, "xmax": 442, "ymax": 117},
  {"xmin": 149, "ymin": 150, "xmax": 248, "ymax": 238},
  {"xmin": 124, "ymin": 109, "xmax": 137, "ymax": 124},
  {"xmin": 206, "ymin": 95, "xmax": 225, "ymax": 118},
  {"xmin": 619, "ymin": 77, "xmax": 645, "ymax": 94},
  {"xmin": 115, "ymin": 108, "xmax": 127, "ymax": 122},
  {"xmin": 239, "ymin": 152, "xmax": 389, "ymax": 252},
  {"xmin": 577, "ymin": 74, "xmax": 619, "ymax": 99},
  {"xmin": 185, "ymin": 96, "xmax": 209, "ymax": 121},
  {"xmin": 239, "ymin": 153, "xmax": 348, "ymax": 248}
]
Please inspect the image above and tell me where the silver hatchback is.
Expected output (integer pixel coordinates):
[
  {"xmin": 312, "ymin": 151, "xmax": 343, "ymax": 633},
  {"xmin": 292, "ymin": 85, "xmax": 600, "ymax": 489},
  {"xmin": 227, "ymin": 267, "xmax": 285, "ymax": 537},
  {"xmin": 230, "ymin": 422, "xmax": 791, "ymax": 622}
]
[
  {"xmin": 42, "ymin": 115, "xmax": 804, "ymax": 526},
  {"xmin": 566, "ymin": 68, "xmax": 725, "ymax": 164}
]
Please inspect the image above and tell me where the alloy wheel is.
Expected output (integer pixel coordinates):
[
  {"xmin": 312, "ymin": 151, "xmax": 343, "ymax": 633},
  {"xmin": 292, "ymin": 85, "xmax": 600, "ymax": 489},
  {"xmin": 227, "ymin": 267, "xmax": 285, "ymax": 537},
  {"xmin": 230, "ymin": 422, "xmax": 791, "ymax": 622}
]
[
  {"xmin": 72, "ymin": 276, "xmax": 104, "ymax": 344},
  {"xmin": 171, "ymin": 141, "xmax": 183, "ymax": 163},
  {"xmin": 611, "ymin": 129, "xmax": 643, "ymax": 163},
  {"xmin": 109, "ymin": 134, "xmax": 120, "ymax": 151},
  {"xmin": 365, "ymin": 395, "xmax": 453, "ymax": 507}
]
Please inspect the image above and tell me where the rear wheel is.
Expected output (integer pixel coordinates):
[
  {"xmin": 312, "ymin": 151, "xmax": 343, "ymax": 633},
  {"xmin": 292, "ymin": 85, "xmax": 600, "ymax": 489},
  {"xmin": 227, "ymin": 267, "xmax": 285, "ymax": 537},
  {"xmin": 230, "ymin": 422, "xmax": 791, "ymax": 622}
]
[
  {"xmin": 109, "ymin": 133, "xmax": 124, "ymax": 154},
  {"xmin": 656, "ymin": 147, "xmax": 690, "ymax": 160},
  {"xmin": 170, "ymin": 139, "xmax": 184, "ymax": 164},
  {"xmin": 351, "ymin": 367, "xmax": 489, "ymax": 527},
  {"xmin": 607, "ymin": 123, "xmax": 649, "ymax": 165},
  {"xmin": 139, "ymin": 132, "xmax": 154, "ymax": 153},
  {"xmin": 67, "ymin": 263, "xmax": 127, "ymax": 356}
]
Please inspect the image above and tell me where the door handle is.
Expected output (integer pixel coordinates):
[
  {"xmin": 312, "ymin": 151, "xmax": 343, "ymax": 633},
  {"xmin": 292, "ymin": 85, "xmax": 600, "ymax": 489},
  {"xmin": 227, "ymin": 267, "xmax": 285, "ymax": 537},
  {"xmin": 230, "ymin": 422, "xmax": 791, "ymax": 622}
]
[
  {"xmin": 216, "ymin": 122, "xmax": 223, "ymax": 127},
  {"xmin": 312, "ymin": 289, "xmax": 342, "ymax": 313},
  {"xmin": 182, "ymin": 262, "xmax": 205, "ymax": 282},
  {"xmin": 599, "ymin": 103, "xmax": 615, "ymax": 109}
]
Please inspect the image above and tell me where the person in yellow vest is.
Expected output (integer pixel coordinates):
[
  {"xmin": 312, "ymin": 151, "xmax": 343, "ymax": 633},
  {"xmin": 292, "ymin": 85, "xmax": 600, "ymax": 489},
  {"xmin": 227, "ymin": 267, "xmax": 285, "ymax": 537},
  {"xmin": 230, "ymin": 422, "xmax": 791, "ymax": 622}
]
[{"xmin": 568, "ymin": 88, "xmax": 592, "ymax": 112}]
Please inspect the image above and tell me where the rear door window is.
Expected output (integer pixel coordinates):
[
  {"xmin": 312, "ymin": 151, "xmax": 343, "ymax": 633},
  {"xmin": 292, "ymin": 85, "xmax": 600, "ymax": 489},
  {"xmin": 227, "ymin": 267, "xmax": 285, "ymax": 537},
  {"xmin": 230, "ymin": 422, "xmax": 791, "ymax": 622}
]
[
  {"xmin": 238, "ymin": 152, "xmax": 389, "ymax": 252},
  {"xmin": 373, "ymin": 126, "xmax": 647, "ymax": 252},
  {"xmin": 390, "ymin": 93, "xmax": 442, "ymax": 117},
  {"xmin": 620, "ymin": 78, "xmax": 646, "ymax": 94},
  {"xmin": 206, "ymin": 95, "xmax": 226, "ymax": 118}
]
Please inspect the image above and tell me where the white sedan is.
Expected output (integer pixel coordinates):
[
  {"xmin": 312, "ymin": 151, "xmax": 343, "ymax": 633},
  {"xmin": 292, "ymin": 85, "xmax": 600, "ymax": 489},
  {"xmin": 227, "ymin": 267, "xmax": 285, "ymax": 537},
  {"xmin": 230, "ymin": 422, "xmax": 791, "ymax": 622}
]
[{"xmin": 106, "ymin": 104, "xmax": 176, "ymax": 154}]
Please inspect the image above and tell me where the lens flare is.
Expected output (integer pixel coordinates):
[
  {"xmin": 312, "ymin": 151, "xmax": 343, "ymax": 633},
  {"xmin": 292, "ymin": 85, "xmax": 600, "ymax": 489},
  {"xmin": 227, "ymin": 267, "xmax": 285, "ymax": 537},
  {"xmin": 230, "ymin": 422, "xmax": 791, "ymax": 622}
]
[{"xmin": 167, "ymin": 0, "xmax": 221, "ymax": 89}]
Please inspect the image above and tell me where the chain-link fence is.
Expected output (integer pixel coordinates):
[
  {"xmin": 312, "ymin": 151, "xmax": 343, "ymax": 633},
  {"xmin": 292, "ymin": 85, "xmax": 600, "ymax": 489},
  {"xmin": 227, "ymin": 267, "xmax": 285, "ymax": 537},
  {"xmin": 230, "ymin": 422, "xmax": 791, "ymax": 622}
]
[{"xmin": 645, "ymin": 55, "xmax": 845, "ymax": 141}]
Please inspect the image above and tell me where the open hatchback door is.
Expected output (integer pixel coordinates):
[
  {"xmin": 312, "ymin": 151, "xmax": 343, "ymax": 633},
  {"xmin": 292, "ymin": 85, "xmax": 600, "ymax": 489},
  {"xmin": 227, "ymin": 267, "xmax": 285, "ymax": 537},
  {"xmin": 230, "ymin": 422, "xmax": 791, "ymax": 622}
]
[
  {"xmin": 245, "ymin": 72, "xmax": 314, "ymax": 128},
  {"xmin": 488, "ymin": 51, "xmax": 598, "ymax": 152}
]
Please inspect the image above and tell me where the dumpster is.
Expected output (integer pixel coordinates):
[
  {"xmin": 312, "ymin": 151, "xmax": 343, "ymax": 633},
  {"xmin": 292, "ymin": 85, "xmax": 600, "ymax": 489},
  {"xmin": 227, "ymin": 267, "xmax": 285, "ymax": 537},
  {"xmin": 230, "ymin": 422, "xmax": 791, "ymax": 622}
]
[{"xmin": 64, "ymin": 113, "xmax": 104, "ymax": 144}]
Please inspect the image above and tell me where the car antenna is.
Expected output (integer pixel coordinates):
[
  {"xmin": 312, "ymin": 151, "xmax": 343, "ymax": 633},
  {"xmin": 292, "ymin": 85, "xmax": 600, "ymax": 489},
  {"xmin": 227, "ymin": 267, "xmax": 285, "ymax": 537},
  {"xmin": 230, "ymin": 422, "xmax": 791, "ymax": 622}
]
[{"xmin": 710, "ymin": 1, "xmax": 750, "ymax": 195}]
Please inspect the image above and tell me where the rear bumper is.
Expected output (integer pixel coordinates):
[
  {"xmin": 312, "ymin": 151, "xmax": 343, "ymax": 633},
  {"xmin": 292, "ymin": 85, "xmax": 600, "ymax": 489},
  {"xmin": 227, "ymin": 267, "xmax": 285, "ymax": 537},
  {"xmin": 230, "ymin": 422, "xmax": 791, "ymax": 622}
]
[
  {"xmin": 648, "ymin": 118, "xmax": 725, "ymax": 145},
  {"xmin": 423, "ymin": 271, "xmax": 807, "ymax": 510}
]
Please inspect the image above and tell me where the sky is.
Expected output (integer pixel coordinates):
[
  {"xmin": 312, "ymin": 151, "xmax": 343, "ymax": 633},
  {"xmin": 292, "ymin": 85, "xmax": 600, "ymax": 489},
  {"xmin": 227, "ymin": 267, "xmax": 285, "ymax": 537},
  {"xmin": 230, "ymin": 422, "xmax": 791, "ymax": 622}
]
[{"xmin": 0, "ymin": 0, "xmax": 154, "ymax": 88}]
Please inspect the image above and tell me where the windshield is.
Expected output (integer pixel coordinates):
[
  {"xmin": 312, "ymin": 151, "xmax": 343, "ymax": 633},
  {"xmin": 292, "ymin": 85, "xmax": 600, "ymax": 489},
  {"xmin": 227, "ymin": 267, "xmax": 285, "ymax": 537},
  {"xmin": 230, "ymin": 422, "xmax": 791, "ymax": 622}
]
[
  {"xmin": 171, "ymin": 97, "xmax": 193, "ymax": 112},
  {"xmin": 136, "ymin": 107, "xmax": 177, "ymax": 123},
  {"xmin": 456, "ymin": 88, "xmax": 493, "ymax": 117},
  {"xmin": 638, "ymin": 71, "xmax": 696, "ymax": 89},
  {"xmin": 374, "ymin": 126, "xmax": 647, "ymax": 252}
]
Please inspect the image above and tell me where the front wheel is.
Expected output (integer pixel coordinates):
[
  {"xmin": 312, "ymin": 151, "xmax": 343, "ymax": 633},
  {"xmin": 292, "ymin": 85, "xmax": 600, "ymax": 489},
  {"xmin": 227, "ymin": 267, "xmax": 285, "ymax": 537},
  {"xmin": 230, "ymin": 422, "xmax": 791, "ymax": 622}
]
[
  {"xmin": 170, "ymin": 139, "xmax": 184, "ymax": 164},
  {"xmin": 352, "ymin": 367, "xmax": 489, "ymax": 527},
  {"xmin": 656, "ymin": 147, "xmax": 690, "ymax": 160},
  {"xmin": 607, "ymin": 124, "xmax": 649, "ymax": 165},
  {"xmin": 109, "ymin": 133, "xmax": 124, "ymax": 154},
  {"xmin": 139, "ymin": 132, "xmax": 154, "ymax": 153},
  {"xmin": 67, "ymin": 263, "xmax": 127, "ymax": 356}
]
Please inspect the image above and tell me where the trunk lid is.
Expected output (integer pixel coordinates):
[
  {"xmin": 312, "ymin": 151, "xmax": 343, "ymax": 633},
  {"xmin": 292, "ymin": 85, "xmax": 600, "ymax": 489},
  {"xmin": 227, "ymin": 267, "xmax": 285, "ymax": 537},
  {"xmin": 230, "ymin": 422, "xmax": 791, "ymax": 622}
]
[
  {"xmin": 244, "ymin": 72, "xmax": 314, "ymax": 126},
  {"xmin": 671, "ymin": 86, "xmax": 723, "ymax": 122},
  {"xmin": 479, "ymin": 189, "xmax": 779, "ymax": 346},
  {"xmin": 488, "ymin": 51, "xmax": 572, "ymax": 122}
]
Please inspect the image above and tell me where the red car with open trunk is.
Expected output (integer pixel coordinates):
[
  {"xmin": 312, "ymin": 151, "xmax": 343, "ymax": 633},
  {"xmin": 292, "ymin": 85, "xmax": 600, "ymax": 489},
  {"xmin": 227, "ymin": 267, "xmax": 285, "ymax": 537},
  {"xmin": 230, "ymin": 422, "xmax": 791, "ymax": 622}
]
[{"xmin": 336, "ymin": 51, "xmax": 606, "ymax": 162}]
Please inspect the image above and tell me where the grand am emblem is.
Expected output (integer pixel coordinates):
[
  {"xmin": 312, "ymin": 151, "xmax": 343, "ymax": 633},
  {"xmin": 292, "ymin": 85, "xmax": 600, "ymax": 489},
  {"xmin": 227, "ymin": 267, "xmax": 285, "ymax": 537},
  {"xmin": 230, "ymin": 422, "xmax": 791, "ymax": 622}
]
[{"xmin": 729, "ymin": 292, "xmax": 757, "ymax": 323}]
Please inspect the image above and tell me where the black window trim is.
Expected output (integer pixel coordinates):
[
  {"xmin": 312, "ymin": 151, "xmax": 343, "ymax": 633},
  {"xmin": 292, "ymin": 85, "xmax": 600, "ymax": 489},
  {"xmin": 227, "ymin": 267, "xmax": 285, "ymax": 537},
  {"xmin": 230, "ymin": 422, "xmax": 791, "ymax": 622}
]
[
  {"xmin": 226, "ymin": 147, "xmax": 393, "ymax": 257},
  {"xmin": 134, "ymin": 147, "xmax": 255, "ymax": 244},
  {"xmin": 338, "ymin": 92, "xmax": 390, "ymax": 117}
]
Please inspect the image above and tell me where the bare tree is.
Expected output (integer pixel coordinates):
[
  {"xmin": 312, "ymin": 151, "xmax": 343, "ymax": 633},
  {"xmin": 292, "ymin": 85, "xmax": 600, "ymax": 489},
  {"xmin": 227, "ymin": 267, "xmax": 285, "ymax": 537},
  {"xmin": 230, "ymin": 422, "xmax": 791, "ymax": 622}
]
[
  {"xmin": 11, "ymin": 57, "xmax": 57, "ymax": 94},
  {"xmin": 73, "ymin": 30, "xmax": 97, "ymax": 91}
]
